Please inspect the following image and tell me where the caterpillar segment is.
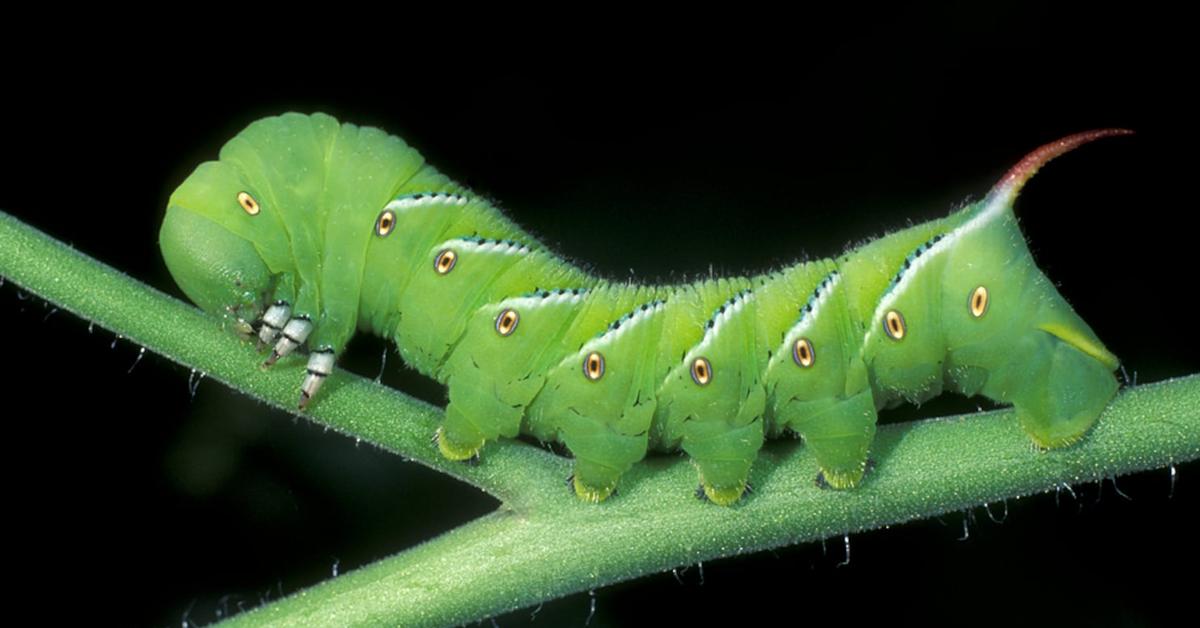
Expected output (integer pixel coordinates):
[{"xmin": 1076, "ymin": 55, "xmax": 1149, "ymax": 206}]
[
  {"xmin": 515, "ymin": 288, "xmax": 669, "ymax": 502},
  {"xmin": 160, "ymin": 112, "xmax": 1128, "ymax": 506}
]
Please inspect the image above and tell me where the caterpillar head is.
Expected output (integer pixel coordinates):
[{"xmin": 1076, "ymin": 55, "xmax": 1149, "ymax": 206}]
[{"xmin": 160, "ymin": 159, "xmax": 279, "ymax": 325}]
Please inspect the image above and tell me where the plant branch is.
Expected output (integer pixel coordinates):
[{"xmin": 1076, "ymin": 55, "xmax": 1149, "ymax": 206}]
[
  {"xmin": 2, "ymin": 210, "xmax": 1198, "ymax": 627},
  {"xmin": 218, "ymin": 374, "xmax": 1200, "ymax": 627},
  {"xmin": 0, "ymin": 210, "xmax": 561, "ymax": 505}
]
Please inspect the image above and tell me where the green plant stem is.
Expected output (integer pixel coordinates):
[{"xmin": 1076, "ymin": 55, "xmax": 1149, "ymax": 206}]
[
  {"xmin": 3, "ymin": 209, "xmax": 1198, "ymax": 627},
  {"xmin": 222, "ymin": 375, "xmax": 1200, "ymax": 627},
  {"xmin": 0, "ymin": 210, "xmax": 559, "ymax": 505}
]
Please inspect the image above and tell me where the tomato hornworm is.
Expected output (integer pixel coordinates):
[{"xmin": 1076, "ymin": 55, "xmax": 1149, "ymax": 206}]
[{"xmin": 160, "ymin": 112, "xmax": 1126, "ymax": 505}]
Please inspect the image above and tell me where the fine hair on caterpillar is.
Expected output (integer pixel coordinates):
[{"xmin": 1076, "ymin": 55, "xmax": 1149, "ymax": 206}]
[{"xmin": 160, "ymin": 112, "xmax": 1129, "ymax": 506}]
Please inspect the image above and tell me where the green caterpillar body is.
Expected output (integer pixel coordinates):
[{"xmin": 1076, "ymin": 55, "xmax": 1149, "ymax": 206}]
[{"xmin": 160, "ymin": 112, "xmax": 1125, "ymax": 505}]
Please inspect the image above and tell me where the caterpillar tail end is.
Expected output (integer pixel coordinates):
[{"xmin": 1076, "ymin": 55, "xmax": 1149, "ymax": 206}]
[
  {"xmin": 1014, "ymin": 329, "xmax": 1120, "ymax": 451},
  {"xmin": 435, "ymin": 426, "xmax": 484, "ymax": 462}
]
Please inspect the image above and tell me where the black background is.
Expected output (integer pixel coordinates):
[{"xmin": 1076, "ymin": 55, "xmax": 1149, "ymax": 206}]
[{"xmin": 2, "ymin": 10, "xmax": 1196, "ymax": 628}]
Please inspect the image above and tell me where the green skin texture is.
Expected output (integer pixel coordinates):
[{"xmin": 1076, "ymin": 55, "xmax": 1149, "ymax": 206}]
[{"xmin": 160, "ymin": 112, "xmax": 1120, "ymax": 506}]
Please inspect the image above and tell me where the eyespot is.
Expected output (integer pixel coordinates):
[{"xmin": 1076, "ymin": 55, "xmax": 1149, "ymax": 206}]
[
  {"xmin": 884, "ymin": 310, "xmax": 906, "ymax": 340},
  {"xmin": 583, "ymin": 352, "xmax": 605, "ymax": 381},
  {"xmin": 793, "ymin": 337, "xmax": 815, "ymax": 368},
  {"xmin": 375, "ymin": 210, "xmax": 397, "ymax": 237},
  {"xmin": 237, "ymin": 191, "xmax": 260, "ymax": 215},
  {"xmin": 969, "ymin": 285, "xmax": 989, "ymax": 318},
  {"xmin": 434, "ymin": 249, "xmax": 458, "ymax": 275},
  {"xmin": 690, "ymin": 357, "xmax": 712, "ymax": 386},
  {"xmin": 495, "ymin": 308, "xmax": 519, "ymax": 336}
]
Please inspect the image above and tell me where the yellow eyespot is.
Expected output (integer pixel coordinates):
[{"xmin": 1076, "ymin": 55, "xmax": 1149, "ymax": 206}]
[
  {"xmin": 237, "ymin": 191, "xmax": 260, "ymax": 215},
  {"xmin": 583, "ymin": 352, "xmax": 605, "ymax": 381},
  {"xmin": 690, "ymin": 357, "xmax": 712, "ymax": 386},
  {"xmin": 970, "ymin": 285, "xmax": 989, "ymax": 318},
  {"xmin": 495, "ymin": 308, "xmax": 519, "ymax": 336},
  {"xmin": 884, "ymin": 310, "xmax": 906, "ymax": 340},
  {"xmin": 434, "ymin": 249, "xmax": 458, "ymax": 275},
  {"xmin": 793, "ymin": 337, "xmax": 815, "ymax": 368},
  {"xmin": 375, "ymin": 210, "xmax": 397, "ymax": 237}
]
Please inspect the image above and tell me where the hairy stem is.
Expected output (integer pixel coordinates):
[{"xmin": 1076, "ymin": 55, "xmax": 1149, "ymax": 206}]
[
  {"xmin": 0, "ymin": 210, "xmax": 560, "ymax": 505},
  {"xmin": 2, "ymin": 210, "xmax": 1198, "ymax": 627},
  {"xmin": 224, "ymin": 375, "xmax": 1200, "ymax": 627}
]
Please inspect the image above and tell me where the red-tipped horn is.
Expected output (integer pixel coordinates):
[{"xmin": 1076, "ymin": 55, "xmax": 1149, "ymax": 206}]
[{"xmin": 985, "ymin": 128, "xmax": 1134, "ymax": 206}]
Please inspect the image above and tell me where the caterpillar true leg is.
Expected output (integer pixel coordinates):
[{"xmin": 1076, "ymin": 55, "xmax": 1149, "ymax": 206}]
[
  {"xmin": 1007, "ymin": 330, "xmax": 1120, "ymax": 449},
  {"xmin": 300, "ymin": 348, "xmax": 336, "ymax": 410},
  {"xmin": 253, "ymin": 275, "xmax": 339, "ymax": 411},
  {"xmin": 263, "ymin": 315, "xmax": 312, "ymax": 367},
  {"xmin": 256, "ymin": 300, "xmax": 291, "ymax": 348},
  {"xmin": 290, "ymin": 287, "xmax": 366, "ymax": 408},
  {"xmin": 256, "ymin": 274, "xmax": 297, "ymax": 348},
  {"xmin": 261, "ymin": 264, "xmax": 320, "ymax": 369}
]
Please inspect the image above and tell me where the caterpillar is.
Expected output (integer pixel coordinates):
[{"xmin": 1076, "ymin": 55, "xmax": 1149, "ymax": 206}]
[{"xmin": 160, "ymin": 112, "xmax": 1126, "ymax": 506}]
